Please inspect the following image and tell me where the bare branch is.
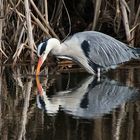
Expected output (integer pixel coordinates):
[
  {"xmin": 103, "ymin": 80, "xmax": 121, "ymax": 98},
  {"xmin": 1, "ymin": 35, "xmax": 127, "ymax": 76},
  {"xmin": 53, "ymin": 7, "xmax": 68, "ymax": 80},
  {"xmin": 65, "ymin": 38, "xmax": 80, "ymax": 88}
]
[
  {"xmin": 30, "ymin": 0, "xmax": 59, "ymax": 39},
  {"xmin": 120, "ymin": 0, "xmax": 131, "ymax": 43},
  {"xmin": 24, "ymin": 0, "xmax": 34, "ymax": 62},
  {"xmin": 92, "ymin": 0, "xmax": 102, "ymax": 30}
]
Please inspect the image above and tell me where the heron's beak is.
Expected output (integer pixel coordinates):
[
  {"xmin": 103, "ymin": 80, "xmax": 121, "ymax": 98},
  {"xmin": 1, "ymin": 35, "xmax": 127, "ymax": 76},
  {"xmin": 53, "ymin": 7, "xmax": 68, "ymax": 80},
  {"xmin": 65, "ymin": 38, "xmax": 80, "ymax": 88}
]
[
  {"xmin": 36, "ymin": 57, "xmax": 43, "ymax": 76},
  {"xmin": 36, "ymin": 48, "xmax": 51, "ymax": 76}
]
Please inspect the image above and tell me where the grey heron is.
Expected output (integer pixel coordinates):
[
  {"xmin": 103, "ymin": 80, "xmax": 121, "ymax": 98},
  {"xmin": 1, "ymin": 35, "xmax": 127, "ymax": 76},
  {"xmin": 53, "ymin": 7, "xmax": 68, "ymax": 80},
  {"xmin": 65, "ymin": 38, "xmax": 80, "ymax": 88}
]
[{"xmin": 36, "ymin": 31, "xmax": 140, "ymax": 75}]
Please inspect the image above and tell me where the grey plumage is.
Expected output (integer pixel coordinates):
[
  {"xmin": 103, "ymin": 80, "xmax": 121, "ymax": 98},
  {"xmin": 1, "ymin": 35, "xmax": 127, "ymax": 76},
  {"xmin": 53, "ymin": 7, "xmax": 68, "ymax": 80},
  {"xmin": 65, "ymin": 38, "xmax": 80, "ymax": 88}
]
[
  {"xmin": 62, "ymin": 31, "xmax": 139, "ymax": 68},
  {"xmin": 37, "ymin": 31, "xmax": 140, "ymax": 74}
]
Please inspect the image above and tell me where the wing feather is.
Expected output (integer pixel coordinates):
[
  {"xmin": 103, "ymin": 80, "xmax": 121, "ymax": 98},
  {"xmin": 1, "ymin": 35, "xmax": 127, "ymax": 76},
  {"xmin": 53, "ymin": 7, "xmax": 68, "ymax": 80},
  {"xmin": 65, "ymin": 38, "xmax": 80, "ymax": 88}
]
[{"xmin": 74, "ymin": 31, "xmax": 138, "ymax": 67}]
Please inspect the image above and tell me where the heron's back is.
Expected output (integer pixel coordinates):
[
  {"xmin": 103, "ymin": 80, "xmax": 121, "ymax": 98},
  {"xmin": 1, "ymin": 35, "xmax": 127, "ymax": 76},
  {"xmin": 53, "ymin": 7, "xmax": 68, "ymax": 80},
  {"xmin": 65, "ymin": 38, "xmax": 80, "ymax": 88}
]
[{"xmin": 64, "ymin": 31, "xmax": 139, "ymax": 69}]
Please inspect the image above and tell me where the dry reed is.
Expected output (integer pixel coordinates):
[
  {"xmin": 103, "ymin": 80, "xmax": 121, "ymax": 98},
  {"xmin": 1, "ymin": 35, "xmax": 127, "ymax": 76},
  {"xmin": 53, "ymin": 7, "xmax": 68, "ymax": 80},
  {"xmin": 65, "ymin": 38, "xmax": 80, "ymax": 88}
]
[{"xmin": 0, "ymin": 0, "xmax": 139, "ymax": 65}]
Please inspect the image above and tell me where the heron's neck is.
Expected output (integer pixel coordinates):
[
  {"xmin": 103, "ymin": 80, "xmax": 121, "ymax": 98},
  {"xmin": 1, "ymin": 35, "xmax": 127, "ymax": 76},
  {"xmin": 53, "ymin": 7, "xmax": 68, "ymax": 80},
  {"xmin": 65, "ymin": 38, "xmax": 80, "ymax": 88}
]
[
  {"xmin": 51, "ymin": 43, "xmax": 70, "ymax": 57},
  {"xmin": 51, "ymin": 41, "xmax": 95, "ymax": 74}
]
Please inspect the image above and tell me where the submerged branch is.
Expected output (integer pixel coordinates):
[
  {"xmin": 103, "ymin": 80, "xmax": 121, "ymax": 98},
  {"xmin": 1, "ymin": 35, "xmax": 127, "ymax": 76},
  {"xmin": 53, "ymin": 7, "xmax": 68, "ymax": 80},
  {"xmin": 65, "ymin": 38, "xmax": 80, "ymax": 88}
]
[{"xmin": 17, "ymin": 78, "xmax": 33, "ymax": 140}]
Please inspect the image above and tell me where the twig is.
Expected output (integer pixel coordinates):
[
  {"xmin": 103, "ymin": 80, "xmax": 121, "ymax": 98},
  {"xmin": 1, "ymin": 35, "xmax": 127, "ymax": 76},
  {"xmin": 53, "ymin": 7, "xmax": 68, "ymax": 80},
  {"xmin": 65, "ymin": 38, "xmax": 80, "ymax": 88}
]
[
  {"xmin": 0, "ymin": 0, "xmax": 3, "ymax": 61},
  {"xmin": 0, "ymin": 47, "xmax": 8, "ymax": 58},
  {"xmin": 0, "ymin": 0, "xmax": 8, "ymax": 59},
  {"xmin": 121, "ymin": 0, "xmax": 130, "ymax": 13},
  {"xmin": 13, "ymin": 43, "xmax": 25, "ymax": 64},
  {"xmin": 120, "ymin": 0, "xmax": 131, "ymax": 43},
  {"xmin": 44, "ymin": 0, "xmax": 49, "ymax": 25},
  {"xmin": 52, "ymin": 0, "xmax": 63, "ymax": 26},
  {"xmin": 16, "ymin": 24, "xmax": 26, "ymax": 50},
  {"xmin": 130, "ymin": 4, "xmax": 140, "ymax": 46},
  {"xmin": 130, "ymin": 23, "xmax": 140, "ymax": 33},
  {"xmin": 114, "ymin": 0, "xmax": 121, "ymax": 33},
  {"xmin": 92, "ymin": 0, "xmax": 102, "ymax": 30},
  {"xmin": 129, "ymin": 0, "xmax": 135, "ymax": 24},
  {"xmin": 31, "ymin": 13, "xmax": 51, "ymax": 37},
  {"xmin": 24, "ymin": 0, "xmax": 34, "ymax": 63},
  {"xmin": 61, "ymin": 0, "xmax": 71, "ymax": 42},
  {"xmin": 133, "ymin": 4, "xmax": 140, "ymax": 27},
  {"xmin": 30, "ymin": 0, "xmax": 59, "ymax": 39},
  {"xmin": 50, "ymin": 0, "xmax": 57, "ymax": 23}
]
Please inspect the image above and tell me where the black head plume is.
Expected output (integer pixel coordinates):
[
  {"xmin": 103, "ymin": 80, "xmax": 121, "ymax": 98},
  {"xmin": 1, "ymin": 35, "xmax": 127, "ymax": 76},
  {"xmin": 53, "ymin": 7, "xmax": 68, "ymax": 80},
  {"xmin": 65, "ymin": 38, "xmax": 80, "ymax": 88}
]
[{"xmin": 37, "ymin": 38, "xmax": 50, "ymax": 56}]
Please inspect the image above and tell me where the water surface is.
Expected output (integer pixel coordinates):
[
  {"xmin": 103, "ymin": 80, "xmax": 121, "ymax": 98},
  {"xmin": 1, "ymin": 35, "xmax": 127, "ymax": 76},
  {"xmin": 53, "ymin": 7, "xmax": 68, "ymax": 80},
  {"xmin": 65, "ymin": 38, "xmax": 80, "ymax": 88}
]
[{"xmin": 0, "ymin": 63, "xmax": 140, "ymax": 140}]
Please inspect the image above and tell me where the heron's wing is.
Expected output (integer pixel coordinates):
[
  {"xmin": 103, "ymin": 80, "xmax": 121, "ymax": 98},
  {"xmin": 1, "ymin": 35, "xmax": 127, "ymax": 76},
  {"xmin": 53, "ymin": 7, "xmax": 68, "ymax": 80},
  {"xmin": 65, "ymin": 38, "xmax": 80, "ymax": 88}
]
[{"xmin": 76, "ymin": 31, "xmax": 138, "ymax": 68}]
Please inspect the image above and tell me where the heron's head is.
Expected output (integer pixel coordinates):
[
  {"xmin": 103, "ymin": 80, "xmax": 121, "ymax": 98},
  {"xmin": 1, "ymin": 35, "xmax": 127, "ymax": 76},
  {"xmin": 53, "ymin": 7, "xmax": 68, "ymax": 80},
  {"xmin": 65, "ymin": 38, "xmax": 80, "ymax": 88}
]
[{"xmin": 36, "ymin": 38, "xmax": 60, "ymax": 75}]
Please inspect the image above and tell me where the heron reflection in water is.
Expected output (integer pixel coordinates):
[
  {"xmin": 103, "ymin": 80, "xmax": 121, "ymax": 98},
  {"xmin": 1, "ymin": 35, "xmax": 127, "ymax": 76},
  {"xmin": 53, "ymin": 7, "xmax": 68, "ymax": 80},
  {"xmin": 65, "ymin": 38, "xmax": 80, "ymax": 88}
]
[
  {"xmin": 36, "ymin": 75, "xmax": 140, "ymax": 119},
  {"xmin": 36, "ymin": 31, "xmax": 140, "ymax": 75}
]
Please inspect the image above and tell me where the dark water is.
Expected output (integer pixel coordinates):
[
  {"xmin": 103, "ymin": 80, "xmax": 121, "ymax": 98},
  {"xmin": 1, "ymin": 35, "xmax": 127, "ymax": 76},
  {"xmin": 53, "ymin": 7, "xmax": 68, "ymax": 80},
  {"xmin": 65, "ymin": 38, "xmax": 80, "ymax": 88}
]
[{"xmin": 0, "ymin": 63, "xmax": 140, "ymax": 140}]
